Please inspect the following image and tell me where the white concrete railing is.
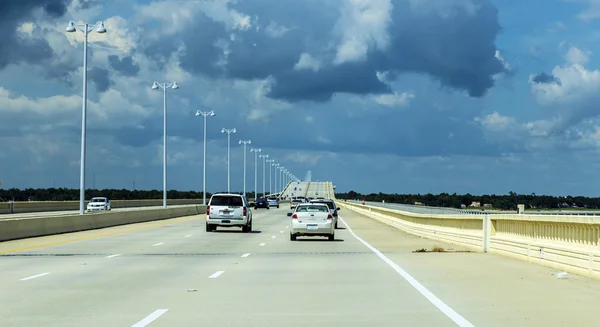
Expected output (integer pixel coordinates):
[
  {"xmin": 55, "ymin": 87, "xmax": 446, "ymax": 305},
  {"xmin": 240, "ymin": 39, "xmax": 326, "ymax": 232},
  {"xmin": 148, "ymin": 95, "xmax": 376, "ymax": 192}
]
[{"xmin": 338, "ymin": 201, "xmax": 600, "ymax": 280}]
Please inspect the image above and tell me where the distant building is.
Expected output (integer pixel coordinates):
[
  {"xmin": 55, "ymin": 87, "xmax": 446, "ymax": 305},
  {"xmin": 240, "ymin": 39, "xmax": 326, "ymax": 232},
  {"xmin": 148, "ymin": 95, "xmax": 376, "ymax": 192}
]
[{"xmin": 470, "ymin": 201, "xmax": 481, "ymax": 208}]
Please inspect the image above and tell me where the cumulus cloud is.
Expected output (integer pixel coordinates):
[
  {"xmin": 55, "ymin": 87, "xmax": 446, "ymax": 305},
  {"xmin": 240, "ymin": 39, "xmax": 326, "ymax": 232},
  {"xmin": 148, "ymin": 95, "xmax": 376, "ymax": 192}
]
[{"xmin": 136, "ymin": 0, "xmax": 506, "ymax": 103}]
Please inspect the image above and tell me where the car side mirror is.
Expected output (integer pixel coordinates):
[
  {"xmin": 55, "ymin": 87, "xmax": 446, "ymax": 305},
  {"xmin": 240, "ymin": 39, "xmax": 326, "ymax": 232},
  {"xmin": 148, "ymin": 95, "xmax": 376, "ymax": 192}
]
[
  {"xmin": 287, "ymin": 212, "xmax": 293, "ymax": 217},
  {"xmin": 337, "ymin": 207, "xmax": 341, "ymax": 210}
]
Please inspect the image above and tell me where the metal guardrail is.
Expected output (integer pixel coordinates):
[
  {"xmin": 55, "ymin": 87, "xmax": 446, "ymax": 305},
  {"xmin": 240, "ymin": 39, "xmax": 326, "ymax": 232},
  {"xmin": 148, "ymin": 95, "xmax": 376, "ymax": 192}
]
[{"xmin": 345, "ymin": 200, "xmax": 600, "ymax": 216}]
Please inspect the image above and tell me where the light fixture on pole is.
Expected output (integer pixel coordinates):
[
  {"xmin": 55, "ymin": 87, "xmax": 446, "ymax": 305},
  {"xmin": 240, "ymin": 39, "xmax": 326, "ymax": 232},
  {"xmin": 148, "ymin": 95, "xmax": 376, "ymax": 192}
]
[
  {"xmin": 221, "ymin": 128, "xmax": 236, "ymax": 192},
  {"xmin": 195, "ymin": 110, "xmax": 216, "ymax": 205},
  {"xmin": 239, "ymin": 140, "xmax": 251, "ymax": 199},
  {"xmin": 251, "ymin": 148, "xmax": 261, "ymax": 200},
  {"xmin": 260, "ymin": 154, "xmax": 269, "ymax": 197},
  {"xmin": 66, "ymin": 20, "xmax": 107, "ymax": 215},
  {"xmin": 151, "ymin": 81, "xmax": 179, "ymax": 208}
]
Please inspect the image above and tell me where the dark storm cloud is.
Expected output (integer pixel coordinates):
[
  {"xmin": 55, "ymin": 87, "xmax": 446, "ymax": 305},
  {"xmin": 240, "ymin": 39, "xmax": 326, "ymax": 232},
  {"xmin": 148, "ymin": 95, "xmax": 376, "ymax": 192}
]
[
  {"xmin": 108, "ymin": 55, "xmax": 140, "ymax": 76},
  {"xmin": 532, "ymin": 72, "xmax": 561, "ymax": 85},
  {"xmin": 141, "ymin": 0, "xmax": 505, "ymax": 102},
  {"xmin": 0, "ymin": 0, "xmax": 72, "ymax": 69},
  {"xmin": 88, "ymin": 67, "xmax": 112, "ymax": 92}
]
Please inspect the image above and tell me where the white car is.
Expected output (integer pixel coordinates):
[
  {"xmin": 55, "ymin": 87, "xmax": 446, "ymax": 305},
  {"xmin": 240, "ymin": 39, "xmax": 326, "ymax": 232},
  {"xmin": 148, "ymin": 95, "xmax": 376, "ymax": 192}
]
[
  {"xmin": 87, "ymin": 197, "xmax": 111, "ymax": 212},
  {"xmin": 206, "ymin": 193, "xmax": 253, "ymax": 232},
  {"xmin": 288, "ymin": 203, "xmax": 334, "ymax": 241}
]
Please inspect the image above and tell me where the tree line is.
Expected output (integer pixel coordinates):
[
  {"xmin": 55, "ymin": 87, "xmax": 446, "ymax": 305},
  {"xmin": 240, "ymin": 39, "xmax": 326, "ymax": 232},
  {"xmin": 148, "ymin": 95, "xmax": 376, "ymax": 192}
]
[
  {"xmin": 335, "ymin": 190, "xmax": 600, "ymax": 210},
  {"xmin": 0, "ymin": 188, "xmax": 260, "ymax": 202},
  {"xmin": 4, "ymin": 188, "xmax": 600, "ymax": 210}
]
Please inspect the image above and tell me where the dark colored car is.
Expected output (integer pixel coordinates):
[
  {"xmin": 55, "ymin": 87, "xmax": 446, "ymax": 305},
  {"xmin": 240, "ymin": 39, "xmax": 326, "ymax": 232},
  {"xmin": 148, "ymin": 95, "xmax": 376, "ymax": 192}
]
[{"xmin": 254, "ymin": 197, "xmax": 269, "ymax": 209}]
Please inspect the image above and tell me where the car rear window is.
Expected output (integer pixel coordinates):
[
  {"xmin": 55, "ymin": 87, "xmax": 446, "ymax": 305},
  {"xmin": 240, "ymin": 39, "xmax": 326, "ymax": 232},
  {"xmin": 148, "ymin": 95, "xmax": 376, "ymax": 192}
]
[
  {"xmin": 210, "ymin": 196, "xmax": 243, "ymax": 206},
  {"xmin": 297, "ymin": 205, "xmax": 328, "ymax": 212}
]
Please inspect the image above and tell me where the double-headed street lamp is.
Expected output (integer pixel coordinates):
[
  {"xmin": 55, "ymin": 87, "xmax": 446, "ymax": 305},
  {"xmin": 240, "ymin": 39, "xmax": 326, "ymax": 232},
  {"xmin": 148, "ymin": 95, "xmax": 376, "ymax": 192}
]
[
  {"xmin": 196, "ymin": 110, "xmax": 215, "ymax": 205},
  {"xmin": 239, "ymin": 140, "xmax": 251, "ymax": 199},
  {"xmin": 250, "ymin": 148, "xmax": 261, "ymax": 200},
  {"xmin": 221, "ymin": 128, "xmax": 236, "ymax": 193},
  {"xmin": 151, "ymin": 81, "xmax": 179, "ymax": 208},
  {"xmin": 66, "ymin": 20, "xmax": 107, "ymax": 215},
  {"xmin": 260, "ymin": 154, "xmax": 269, "ymax": 197}
]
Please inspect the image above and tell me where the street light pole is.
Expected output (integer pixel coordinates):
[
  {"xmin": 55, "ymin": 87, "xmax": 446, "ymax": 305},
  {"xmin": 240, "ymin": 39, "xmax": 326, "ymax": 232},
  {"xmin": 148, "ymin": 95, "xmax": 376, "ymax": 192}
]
[
  {"xmin": 221, "ymin": 128, "xmax": 236, "ymax": 193},
  {"xmin": 273, "ymin": 163, "xmax": 280, "ymax": 195},
  {"xmin": 152, "ymin": 81, "xmax": 179, "ymax": 208},
  {"xmin": 251, "ymin": 148, "xmax": 261, "ymax": 200},
  {"xmin": 267, "ymin": 159, "xmax": 275, "ymax": 195},
  {"xmin": 260, "ymin": 154, "xmax": 269, "ymax": 197},
  {"xmin": 66, "ymin": 20, "xmax": 107, "ymax": 215},
  {"xmin": 239, "ymin": 140, "xmax": 251, "ymax": 199},
  {"xmin": 196, "ymin": 110, "xmax": 216, "ymax": 205}
]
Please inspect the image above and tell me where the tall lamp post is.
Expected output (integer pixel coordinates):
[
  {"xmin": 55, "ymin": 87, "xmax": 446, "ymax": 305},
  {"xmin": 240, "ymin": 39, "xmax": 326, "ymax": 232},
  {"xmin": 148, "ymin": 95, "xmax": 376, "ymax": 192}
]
[
  {"xmin": 151, "ymin": 81, "xmax": 179, "ymax": 208},
  {"xmin": 239, "ymin": 140, "xmax": 251, "ymax": 199},
  {"xmin": 260, "ymin": 154, "xmax": 269, "ymax": 197},
  {"xmin": 251, "ymin": 148, "xmax": 261, "ymax": 200},
  {"xmin": 273, "ymin": 163, "xmax": 280, "ymax": 195},
  {"xmin": 66, "ymin": 20, "xmax": 107, "ymax": 215},
  {"xmin": 221, "ymin": 128, "xmax": 236, "ymax": 192},
  {"xmin": 267, "ymin": 159, "xmax": 275, "ymax": 195},
  {"xmin": 196, "ymin": 110, "xmax": 215, "ymax": 205}
]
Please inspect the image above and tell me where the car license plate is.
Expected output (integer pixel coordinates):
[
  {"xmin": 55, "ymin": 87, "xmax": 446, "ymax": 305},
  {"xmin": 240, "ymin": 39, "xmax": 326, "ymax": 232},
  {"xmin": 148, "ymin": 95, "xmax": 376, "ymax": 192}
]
[{"xmin": 307, "ymin": 225, "xmax": 318, "ymax": 230}]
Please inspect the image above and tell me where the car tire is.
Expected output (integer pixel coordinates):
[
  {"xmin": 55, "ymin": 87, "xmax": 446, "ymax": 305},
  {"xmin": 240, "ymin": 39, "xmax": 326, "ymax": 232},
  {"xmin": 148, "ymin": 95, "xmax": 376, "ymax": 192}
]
[
  {"xmin": 328, "ymin": 233, "xmax": 335, "ymax": 241},
  {"xmin": 277, "ymin": 205, "xmax": 280, "ymax": 208},
  {"xmin": 206, "ymin": 223, "xmax": 212, "ymax": 232},
  {"xmin": 290, "ymin": 234, "xmax": 297, "ymax": 241}
]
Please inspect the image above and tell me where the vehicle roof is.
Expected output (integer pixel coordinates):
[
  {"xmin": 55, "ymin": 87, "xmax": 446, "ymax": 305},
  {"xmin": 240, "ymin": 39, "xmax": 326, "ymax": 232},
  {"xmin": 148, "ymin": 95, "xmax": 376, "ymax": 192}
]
[
  {"xmin": 211, "ymin": 193, "xmax": 243, "ymax": 197},
  {"xmin": 90, "ymin": 197, "xmax": 107, "ymax": 199}
]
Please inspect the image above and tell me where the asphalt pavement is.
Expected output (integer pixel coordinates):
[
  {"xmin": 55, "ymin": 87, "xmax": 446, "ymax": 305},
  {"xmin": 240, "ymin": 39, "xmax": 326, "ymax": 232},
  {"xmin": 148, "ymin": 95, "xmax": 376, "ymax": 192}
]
[{"xmin": 1, "ymin": 206, "xmax": 600, "ymax": 326}]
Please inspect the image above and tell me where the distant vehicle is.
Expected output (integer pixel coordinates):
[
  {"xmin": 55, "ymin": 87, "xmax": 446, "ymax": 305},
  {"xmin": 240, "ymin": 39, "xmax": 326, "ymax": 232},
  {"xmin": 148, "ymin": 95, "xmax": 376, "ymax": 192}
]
[
  {"xmin": 86, "ymin": 197, "xmax": 111, "ymax": 212},
  {"xmin": 288, "ymin": 203, "xmax": 335, "ymax": 241},
  {"xmin": 309, "ymin": 199, "xmax": 340, "ymax": 229},
  {"xmin": 267, "ymin": 197, "xmax": 279, "ymax": 208},
  {"xmin": 290, "ymin": 199, "xmax": 303, "ymax": 210},
  {"xmin": 206, "ymin": 193, "xmax": 253, "ymax": 232},
  {"xmin": 254, "ymin": 197, "xmax": 269, "ymax": 209}
]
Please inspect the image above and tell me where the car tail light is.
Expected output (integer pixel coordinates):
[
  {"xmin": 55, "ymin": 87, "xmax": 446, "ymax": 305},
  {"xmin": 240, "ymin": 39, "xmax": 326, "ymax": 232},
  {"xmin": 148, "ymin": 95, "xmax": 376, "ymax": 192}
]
[
  {"xmin": 243, "ymin": 207, "xmax": 247, "ymax": 216},
  {"xmin": 292, "ymin": 214, "xmax": 298, "ymax": 219},
  {"xmin": 327, "ymin": 214, "xmax": 333, "ymax": 219},
  {"xmin": 206, "ymin": 206, "xmax": 210, "ymax": 215}
]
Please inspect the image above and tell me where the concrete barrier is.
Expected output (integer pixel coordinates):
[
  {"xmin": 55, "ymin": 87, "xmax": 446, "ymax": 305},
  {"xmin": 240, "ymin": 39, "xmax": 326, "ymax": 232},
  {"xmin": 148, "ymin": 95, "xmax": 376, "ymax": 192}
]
[
  {"xmin": 0, "ymin": 205, "xmax": 206, "ymax": 242},
  {"xmin": 338, "ymin": 201, "xmax": 600, "ymax": 281},
  {"xmin": 0, "ymin": 199, "xmax": 201, "ymax": 214}
]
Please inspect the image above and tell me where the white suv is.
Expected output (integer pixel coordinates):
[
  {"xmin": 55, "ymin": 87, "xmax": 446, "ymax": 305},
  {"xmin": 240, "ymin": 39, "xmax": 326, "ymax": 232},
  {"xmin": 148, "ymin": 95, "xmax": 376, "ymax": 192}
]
[{"xmin": 206, "ymin": 193, "xmax": 253, "ymax": 232}]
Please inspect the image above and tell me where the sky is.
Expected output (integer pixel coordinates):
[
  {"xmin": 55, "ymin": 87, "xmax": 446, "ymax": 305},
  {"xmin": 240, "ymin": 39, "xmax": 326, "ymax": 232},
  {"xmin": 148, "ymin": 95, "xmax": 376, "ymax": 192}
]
[{"xmin": 3, "ymin": 0, "xmax": 600, "ymax": 196}]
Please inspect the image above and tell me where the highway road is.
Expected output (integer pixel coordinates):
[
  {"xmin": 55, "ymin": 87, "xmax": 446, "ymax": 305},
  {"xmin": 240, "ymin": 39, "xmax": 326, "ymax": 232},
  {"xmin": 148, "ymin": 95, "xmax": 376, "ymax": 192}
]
[
  {"xmin": 0, "ymin": 205, "xmax": 198, "ymax": 220},
  {"xmin": 1, "ymin": 207, "xmax": 599, "ymax": 326}
]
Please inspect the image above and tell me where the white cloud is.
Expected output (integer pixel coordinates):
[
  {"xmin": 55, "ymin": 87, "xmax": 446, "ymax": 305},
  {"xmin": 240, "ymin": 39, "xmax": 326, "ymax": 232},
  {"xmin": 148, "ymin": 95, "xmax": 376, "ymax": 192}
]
[
  {"xmin": 265, "ymin": 21, "xmax": 290, "ymax": 37},
  {"xmin": 374, "ymin": 92, "xmax": 414, "ymax": 107},
  {"xmin": 333, "ymin": 0, "xmax": 393, "ymax": 65},
  {"xmin": 564, "ymin": 46, "xmax": 590, "ymax": 65},
  {"xmin": 293, "ymin": 53, "xmax": 321, "ymax": 72}
]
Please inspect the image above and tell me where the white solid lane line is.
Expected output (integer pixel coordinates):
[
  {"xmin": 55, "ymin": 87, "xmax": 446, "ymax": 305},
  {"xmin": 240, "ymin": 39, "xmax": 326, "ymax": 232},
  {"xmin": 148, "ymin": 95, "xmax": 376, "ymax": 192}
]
[
  {"xmin": 241, "ymin": 253, "xmax": 251, "ymax": 258},
  {"xmin": 106, "ymin": 254, "xmax": 122, "ymax": 259},
  {"xmin": 184, "ymin": 234, "xmax": 192, "ymax": 238},
  {"xmin": 20, "ymin": 272, "xmax": 50, "ymax": 281},
  {"xmin": 338, "ymin": 216, "xmax": 475, "ymax": 327},
  {"xmin": 152, "ymin": 242, "xmax": 164, "ymax": 247},
  {"xmin": 259, "ymin": 243, "xmax": 266, "ymax": 246},
  {"xmin": 131, "ymin": 309, "xmax": 169, "ymax": 327},
  {"xmin": 209, "ymin": 271, "xmax": 225, "ymax": 279}
]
